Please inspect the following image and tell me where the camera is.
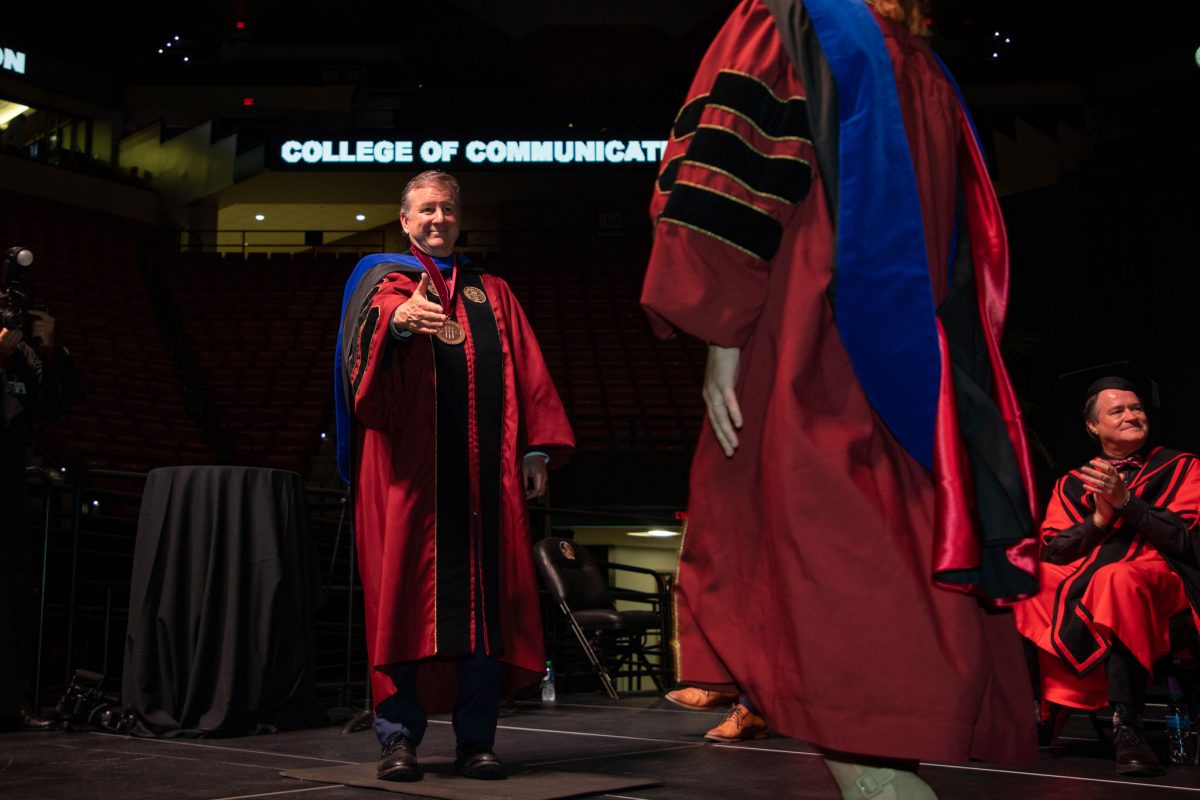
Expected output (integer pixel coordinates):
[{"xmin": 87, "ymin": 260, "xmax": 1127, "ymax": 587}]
[{"xmin": 0, "ymin": 245, "xmax": 33, "ymax": 333}]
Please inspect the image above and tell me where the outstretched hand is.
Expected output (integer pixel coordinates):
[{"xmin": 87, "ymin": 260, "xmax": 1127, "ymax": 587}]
[
  {"xmin": 392, "ymin": 273, "xmax": 447, "ymax": 335},
  {"xmin": 703, "ymin": 344, "xmax": 743, "ymax": 458}
]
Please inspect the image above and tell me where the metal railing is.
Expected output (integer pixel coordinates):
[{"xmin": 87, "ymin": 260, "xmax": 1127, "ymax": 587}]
[{"xmin": 169, "ymin": 229, "xmax": 387, "ymax": 255}]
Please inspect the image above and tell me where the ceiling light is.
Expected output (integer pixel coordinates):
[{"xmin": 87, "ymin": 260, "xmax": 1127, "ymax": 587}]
[
  {"xmin": 255, "ymin": 214, "xmax": 265, "ymax": 221},
  {"xmin": 356, "ymin": 213, "xmax": 366, "ymax": 221},
  {"xmin": 626, "ymin": 529, "xmax": 680, "ymax": 538}
]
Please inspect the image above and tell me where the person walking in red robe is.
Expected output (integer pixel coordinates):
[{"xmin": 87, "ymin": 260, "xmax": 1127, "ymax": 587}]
[
  {"xmin": 641, "ymin": 0, "xmax": 1041, "ymax": 795},
  {"xmin": 337, "ymin": 170, "xmax": 574, "ymax": 781}
]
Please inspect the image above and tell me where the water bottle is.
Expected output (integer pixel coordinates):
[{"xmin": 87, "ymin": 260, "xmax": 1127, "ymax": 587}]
[
  {"xmin": 1165, "ymin": 678, "xmax": 1193, "ymax": 766},
  {"xmin": 541, "ymin": 660, "xmax": 556, "ymax": 703}
]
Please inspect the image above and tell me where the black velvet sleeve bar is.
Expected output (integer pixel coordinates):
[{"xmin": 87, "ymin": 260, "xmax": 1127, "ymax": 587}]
[
  {"xmin": 1115, "ymin": 495, "xmax": 1191, "ymax": 557},
  {"xmin": 1043, "ymin": 517, "xmax": 1107, "ymax": 564}
]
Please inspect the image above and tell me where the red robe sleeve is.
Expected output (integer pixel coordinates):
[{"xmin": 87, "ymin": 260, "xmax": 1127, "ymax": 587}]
[
  {"xmin": 641, "ymin": 0, "xmax": 812, "ymax": 347},
  {"xmin": 489, "ymin": 276, "xmax": 575, "ymax": 467}
]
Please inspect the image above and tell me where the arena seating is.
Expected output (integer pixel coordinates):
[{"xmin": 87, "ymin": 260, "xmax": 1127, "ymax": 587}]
[
  {"xmin": 2, "ymin": 190, "xmax": 215, "ymax": 473},
  {"xmin": 3, "ymin": 190, "xmax": 705, "ymax": 480}
]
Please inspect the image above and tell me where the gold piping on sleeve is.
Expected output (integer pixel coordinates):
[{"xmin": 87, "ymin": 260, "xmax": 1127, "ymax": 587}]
[
  {"xmin": 678, "ymin": 159, "xmax": 809, "ymax": 205},
  {"xmin": 656, "ymin": 216, "xmax": 766, "ymax": 261}
]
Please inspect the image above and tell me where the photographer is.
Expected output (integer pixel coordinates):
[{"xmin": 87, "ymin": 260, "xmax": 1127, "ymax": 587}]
[{"xmin": 0, "ymin": 256, "xmax": 77, "ymax": 729}]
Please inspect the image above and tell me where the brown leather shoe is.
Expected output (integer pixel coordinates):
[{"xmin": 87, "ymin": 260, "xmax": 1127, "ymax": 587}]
[
  {"xmin": 1112, "ymin": 723, "xmax": 1165, "ymax": 777},
  {"xmin": 665, "ymin": 687, "xmax": 739, "ymax": 711},
  {"xmin": 18, "ymin": 708, "xmax": 58, "ymax": 731},
  {"xmin": 704, "ymin": 703, "xmax": 769, "ymax": 742}
]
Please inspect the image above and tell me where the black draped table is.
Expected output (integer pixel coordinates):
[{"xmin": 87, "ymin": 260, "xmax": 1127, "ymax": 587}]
[{"xmin": 122, "ymin": 466, "xmax": 326, "ymax": 736}]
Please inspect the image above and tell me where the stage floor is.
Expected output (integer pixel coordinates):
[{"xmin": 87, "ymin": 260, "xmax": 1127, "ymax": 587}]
[{"xmin": 1, "ymin": 693, "xmax": 1196, "ymax": 799}]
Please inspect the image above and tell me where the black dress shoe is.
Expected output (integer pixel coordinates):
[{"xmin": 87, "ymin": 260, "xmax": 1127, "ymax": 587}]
[
  {"xmin": 377, "ymin": 734, "xmax": 420, "ymax": 782},
  {"xmin": 1113, "ymin": 723, "xmax": 1165, "ymax": 777},
  {"xmin": 455, "ymin": 741, "xmax": 506, "ymax": 780}
]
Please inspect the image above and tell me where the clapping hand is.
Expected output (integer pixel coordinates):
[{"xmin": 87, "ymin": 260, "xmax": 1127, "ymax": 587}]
[{"xmin": 1080, "ymin": 458, "xmax": 1128, "ymax": 526}]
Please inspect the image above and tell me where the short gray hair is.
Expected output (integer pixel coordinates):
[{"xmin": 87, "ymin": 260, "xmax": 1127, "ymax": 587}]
[{"xmin": 400, "ymin": 170, "xmax": 461, "ymax": 215}]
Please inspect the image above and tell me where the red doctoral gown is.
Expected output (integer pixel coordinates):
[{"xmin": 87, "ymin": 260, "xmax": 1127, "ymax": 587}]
[
  {"xmin": 1014, "ymin": 447, "xmax": 1200, "ymax": 709},
  {"xmin": 641, "ymin": 0, "xmax": 1039, "ymax": 762},
  {"xmin": 347, "ymin": 264, "xmax": 574, "ymax": 712}
]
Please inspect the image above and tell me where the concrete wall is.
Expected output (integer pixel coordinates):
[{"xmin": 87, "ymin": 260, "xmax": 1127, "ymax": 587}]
[{"xmin": 119, "ymin": 120, "xmax": 237, "ymax": 208}]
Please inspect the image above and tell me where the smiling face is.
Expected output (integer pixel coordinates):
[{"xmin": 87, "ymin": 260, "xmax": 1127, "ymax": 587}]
[
  {"xmin": 399, "ymin": 183, "xmax": 460, "ymax": 257},
  {"xmin": 1086, "ymin": 389, "xmax": 1148, "ymax": 457}
]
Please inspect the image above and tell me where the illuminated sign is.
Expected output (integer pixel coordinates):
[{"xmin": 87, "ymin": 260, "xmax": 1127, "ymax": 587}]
[
  {"xmin": 1, "ymin": 48, "xmax": 26, "ymax": 75},
  {"xmin": 277, "ymin": 138, "xmax": 668, "ymax": 167}
]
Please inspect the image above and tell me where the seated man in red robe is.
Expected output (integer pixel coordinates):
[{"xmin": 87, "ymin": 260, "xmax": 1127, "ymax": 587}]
[
  {"xmin": 1014, "ymin": 373, "xmax": 1200, "ymax": 777},
  {"xmin": 338, "ymin": 171, "xmax": 574, "ymax": 782}
]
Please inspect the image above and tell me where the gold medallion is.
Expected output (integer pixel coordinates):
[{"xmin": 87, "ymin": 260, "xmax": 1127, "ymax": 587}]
[
  {"xmin": 436, "ymin": 319, "xmax": 465, "ymax": 346},
  {"xmin": 463, "ymin": 286, "xmax": 488, "ymax": 304}
]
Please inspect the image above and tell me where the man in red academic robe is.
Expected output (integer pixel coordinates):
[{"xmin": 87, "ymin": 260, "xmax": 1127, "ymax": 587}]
[
  {"xmin": 1014, "ymin": 374, "xmax": 1200, "ymax": 777},
  {"xmin": 337, "ymin": 171, "xmax": 574, "ymax": 781},
  {"xmin": 641, "ymin": 0, "xmax": 1040, "ymax": 795}
]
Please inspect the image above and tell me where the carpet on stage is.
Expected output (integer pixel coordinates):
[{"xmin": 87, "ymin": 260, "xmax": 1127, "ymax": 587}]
[{"xmin": 280, "ymin": 758, "xmax": 661, "ymax": 799}]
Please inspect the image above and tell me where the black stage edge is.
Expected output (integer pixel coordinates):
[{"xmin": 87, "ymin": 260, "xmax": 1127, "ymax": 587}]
[{"xmin": 0, "ymin": 693, "xmax": 1196, "ymax": 799}]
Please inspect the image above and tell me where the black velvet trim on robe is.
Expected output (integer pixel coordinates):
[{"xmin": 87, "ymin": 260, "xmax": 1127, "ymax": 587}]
[
  {"xmin": 432, "ymin": 269, "xmax": 505, "ymax": 656},
  {"xmin": 934, "ymin": 195, "xmax": 1036, "ymax": 600},
  {"xmin": 458, "ymin": 270, "xmax": 505, "ymax": 657}
]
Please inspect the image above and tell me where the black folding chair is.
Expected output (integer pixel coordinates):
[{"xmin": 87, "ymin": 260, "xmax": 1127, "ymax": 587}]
[{"xmin": 533, "ymin": 537, "xmax": 669, "ymax": 700}]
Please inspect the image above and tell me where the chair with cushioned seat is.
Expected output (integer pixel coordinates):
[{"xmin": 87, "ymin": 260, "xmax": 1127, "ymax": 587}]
[{"xmin": 533, "ymin": 536, "xmax": 668, "ymax": 700}]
